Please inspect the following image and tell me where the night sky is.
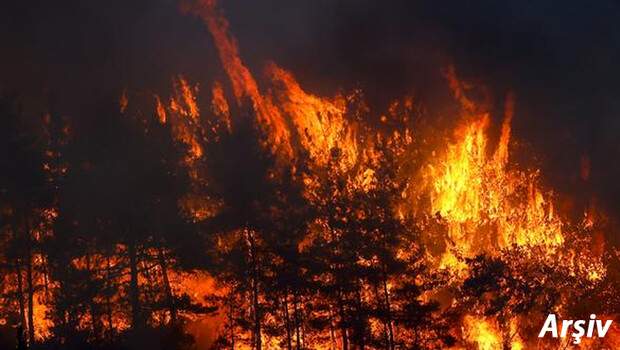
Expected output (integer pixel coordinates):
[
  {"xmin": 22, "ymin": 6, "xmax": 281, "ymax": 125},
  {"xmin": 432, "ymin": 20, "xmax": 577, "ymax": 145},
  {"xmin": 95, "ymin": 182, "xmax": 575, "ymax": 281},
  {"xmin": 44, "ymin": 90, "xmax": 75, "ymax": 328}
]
[{"xmin": 2, "ymin": 0, "xmax": 620, "ymax": 234}]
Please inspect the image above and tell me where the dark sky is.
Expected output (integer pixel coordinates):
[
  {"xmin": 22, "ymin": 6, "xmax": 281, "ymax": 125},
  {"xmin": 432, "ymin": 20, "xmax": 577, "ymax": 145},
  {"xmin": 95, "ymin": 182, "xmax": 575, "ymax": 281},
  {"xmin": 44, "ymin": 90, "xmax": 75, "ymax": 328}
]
[{"xmin": 2, "ymin": 0, "xmax": 620, "ymax": 228}]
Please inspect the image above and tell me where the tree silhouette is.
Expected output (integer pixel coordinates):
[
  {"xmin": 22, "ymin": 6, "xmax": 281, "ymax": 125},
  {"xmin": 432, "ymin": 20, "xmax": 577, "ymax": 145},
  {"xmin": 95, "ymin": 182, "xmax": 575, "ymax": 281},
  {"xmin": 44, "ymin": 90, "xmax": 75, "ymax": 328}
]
[{"xmin": 0, "ymin": 93, "xmax": 53, "ymax": 347}]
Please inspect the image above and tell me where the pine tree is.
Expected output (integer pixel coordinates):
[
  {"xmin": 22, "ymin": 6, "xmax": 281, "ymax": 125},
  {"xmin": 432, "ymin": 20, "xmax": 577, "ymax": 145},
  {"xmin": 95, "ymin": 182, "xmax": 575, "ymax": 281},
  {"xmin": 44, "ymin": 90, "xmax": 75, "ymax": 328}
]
[{"xmin": 0, "ymin": 94, "xmax": 53, "ymax": 348}]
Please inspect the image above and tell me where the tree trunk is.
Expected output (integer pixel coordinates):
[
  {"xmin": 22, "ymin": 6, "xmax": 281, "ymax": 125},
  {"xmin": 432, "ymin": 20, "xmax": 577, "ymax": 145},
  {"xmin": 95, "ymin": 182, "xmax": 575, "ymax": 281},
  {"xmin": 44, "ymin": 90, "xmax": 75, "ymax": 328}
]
[
  {"xmin": 247, "ymin": 230, "xmax": 261, "ymax": 350},
  {"xmin": 328, "ymin": 306, "xmax": 337, "ymax": 350},
  {"xmin": 105, "ymin": 254, "xmax": 114, "ymax": 341},
  {"xmin": 354, "ymin": 286, "xmax": 365, "ymax": 350},
  {"xmin": 15, "ymin": 260, "xmax": 27, "ymax": 335},
  {"xmin": 56, "ymin": 270, "xmax": 69, "ymax": 343},
  {"xmin": 140, "ymin": 257, "xmax": 157, "ymax": 320},
  {"xmin": 157, "ymin": 247, "xmax": 177, "ymax": 324},
  {"xmin": 382, "ymin": 272, "xmax": 395, "ymax": 350},
  {"xmin": 283, "ymin": 292, "xmax": 293, "ymax": 350},
  {"xmin": 253, "ymin": 272, "xmax": 261, "ymax": 350},
  {"xmin": 42, "ymin": 256, "xmax": 50, "ymax": 296},
  {"xmin": 293, "ymin": 292, "xmax": 302, "ymax": 350},
  {"xmin": 128, "ymin": 240, "xmax": 143, "ymax": 330},
  {"xmin": 336, "ymin": 290, "xmax": 348, "ymax": 350},
  {"xmin": 16, "ymin": 325, "xmax": 26, "ymax": 350},
  {"xmin": 26, "ymin": 240, "xmax": 35, "ymax": 346},
  {"xmin": 85, "ymin": 253, "xmax": 101, "ymax": 339}
]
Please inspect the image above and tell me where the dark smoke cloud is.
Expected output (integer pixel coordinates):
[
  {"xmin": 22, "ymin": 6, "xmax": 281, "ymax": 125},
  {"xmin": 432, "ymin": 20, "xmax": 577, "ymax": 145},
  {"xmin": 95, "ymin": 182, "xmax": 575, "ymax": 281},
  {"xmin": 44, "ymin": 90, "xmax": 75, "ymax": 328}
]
[{"xmin": 2, "ymin": 0, "xmax": 620, "ymax": 234}]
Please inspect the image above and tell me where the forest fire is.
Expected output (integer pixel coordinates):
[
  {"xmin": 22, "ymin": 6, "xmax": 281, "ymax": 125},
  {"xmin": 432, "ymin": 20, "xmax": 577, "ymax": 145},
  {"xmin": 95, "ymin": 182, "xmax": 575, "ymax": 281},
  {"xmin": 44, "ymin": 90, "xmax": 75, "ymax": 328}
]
[
  {"xmin": 1, "ymin": 0, "xmax": 619, "ymax": 350},
  {"xmin": 417, "ymin": 111, "xmax": 565, "ymax": 273}
]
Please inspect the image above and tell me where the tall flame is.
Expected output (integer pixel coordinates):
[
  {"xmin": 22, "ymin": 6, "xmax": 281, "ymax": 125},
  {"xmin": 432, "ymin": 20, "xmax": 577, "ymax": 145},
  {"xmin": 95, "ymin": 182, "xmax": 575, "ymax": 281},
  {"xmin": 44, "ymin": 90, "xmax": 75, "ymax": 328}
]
[
  {"xmin": 190, "ymin": 0, "xmax": 292, "ymax": 155},
  {"xmin": 265, "ymin": 63, "xmax": 358, "ymax": 170},
  {"xmin": 187, "ymin": 0, "xmax": 362, "ymax": 172},
  {"xmin": 414, "ymin": 72, "xmax": 564, "ymax": 270}
]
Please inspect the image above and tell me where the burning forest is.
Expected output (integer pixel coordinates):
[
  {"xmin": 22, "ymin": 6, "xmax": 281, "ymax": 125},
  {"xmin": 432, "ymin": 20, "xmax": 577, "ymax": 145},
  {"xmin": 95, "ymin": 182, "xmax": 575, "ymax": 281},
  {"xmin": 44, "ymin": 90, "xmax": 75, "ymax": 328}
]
[{"xmin": 1, "ymin": 0, "xmax": 620, "ymax": 349}]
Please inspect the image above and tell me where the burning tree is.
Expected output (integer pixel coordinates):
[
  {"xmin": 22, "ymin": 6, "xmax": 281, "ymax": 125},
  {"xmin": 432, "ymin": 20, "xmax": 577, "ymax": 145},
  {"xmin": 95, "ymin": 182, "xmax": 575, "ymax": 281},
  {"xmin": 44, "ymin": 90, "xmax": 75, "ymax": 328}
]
[
  {"xmin": 0, "ymin": 94, "xmax": 56, "ymax": 347},
  {"xmin": 0, "ymin": 1, "xmax": 617, "ymax": 350}
]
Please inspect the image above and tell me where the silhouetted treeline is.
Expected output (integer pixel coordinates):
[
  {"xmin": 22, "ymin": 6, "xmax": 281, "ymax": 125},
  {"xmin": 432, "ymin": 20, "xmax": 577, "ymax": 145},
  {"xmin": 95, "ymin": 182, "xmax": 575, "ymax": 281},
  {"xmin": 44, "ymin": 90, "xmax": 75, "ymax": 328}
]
[{"xmin": 1, "ymin": 91, "xmax": 619, "ymax": 350}]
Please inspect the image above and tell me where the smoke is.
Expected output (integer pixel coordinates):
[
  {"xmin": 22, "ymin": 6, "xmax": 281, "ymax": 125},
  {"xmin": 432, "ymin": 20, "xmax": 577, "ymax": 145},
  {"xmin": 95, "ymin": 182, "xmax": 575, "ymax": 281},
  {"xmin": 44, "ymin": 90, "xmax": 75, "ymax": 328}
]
[{"xmin": 1, "ymin": 0, "xmax": 620, "ymax": 231}]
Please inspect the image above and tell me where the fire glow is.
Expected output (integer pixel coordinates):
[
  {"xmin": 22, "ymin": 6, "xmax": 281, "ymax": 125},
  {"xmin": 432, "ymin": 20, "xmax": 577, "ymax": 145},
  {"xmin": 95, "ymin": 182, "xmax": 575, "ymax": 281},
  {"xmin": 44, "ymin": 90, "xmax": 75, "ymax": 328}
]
[{"xmin": 0, "ymin": 0, "xmax": 618, "ymax": 350}]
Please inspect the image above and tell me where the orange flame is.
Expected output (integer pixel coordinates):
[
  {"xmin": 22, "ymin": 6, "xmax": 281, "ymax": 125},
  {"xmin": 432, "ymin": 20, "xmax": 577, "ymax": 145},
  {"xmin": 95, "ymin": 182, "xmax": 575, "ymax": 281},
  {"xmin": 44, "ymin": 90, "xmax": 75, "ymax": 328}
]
[
  {"xmin": 463, "ymin": 315, "xmax": 502, "ymax": 350},
  {"xmin": 210, "ymin": 81, "xmax": 231, "ymax": 132},
  {"xmin": 412, "ymin": 76, "xmax": 564, "ymax": 271},
  {"xmin": 191, "ymin": 0, "xmax": 292, "ymax": 155}
]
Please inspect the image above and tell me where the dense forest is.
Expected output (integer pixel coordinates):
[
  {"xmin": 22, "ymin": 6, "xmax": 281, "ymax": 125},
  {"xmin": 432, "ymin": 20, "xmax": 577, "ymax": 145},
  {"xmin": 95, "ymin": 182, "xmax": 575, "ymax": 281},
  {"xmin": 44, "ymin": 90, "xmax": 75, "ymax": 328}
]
[{"xmin": 1, "ymin": 1, "xmax": 620, "ymax": 349}]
